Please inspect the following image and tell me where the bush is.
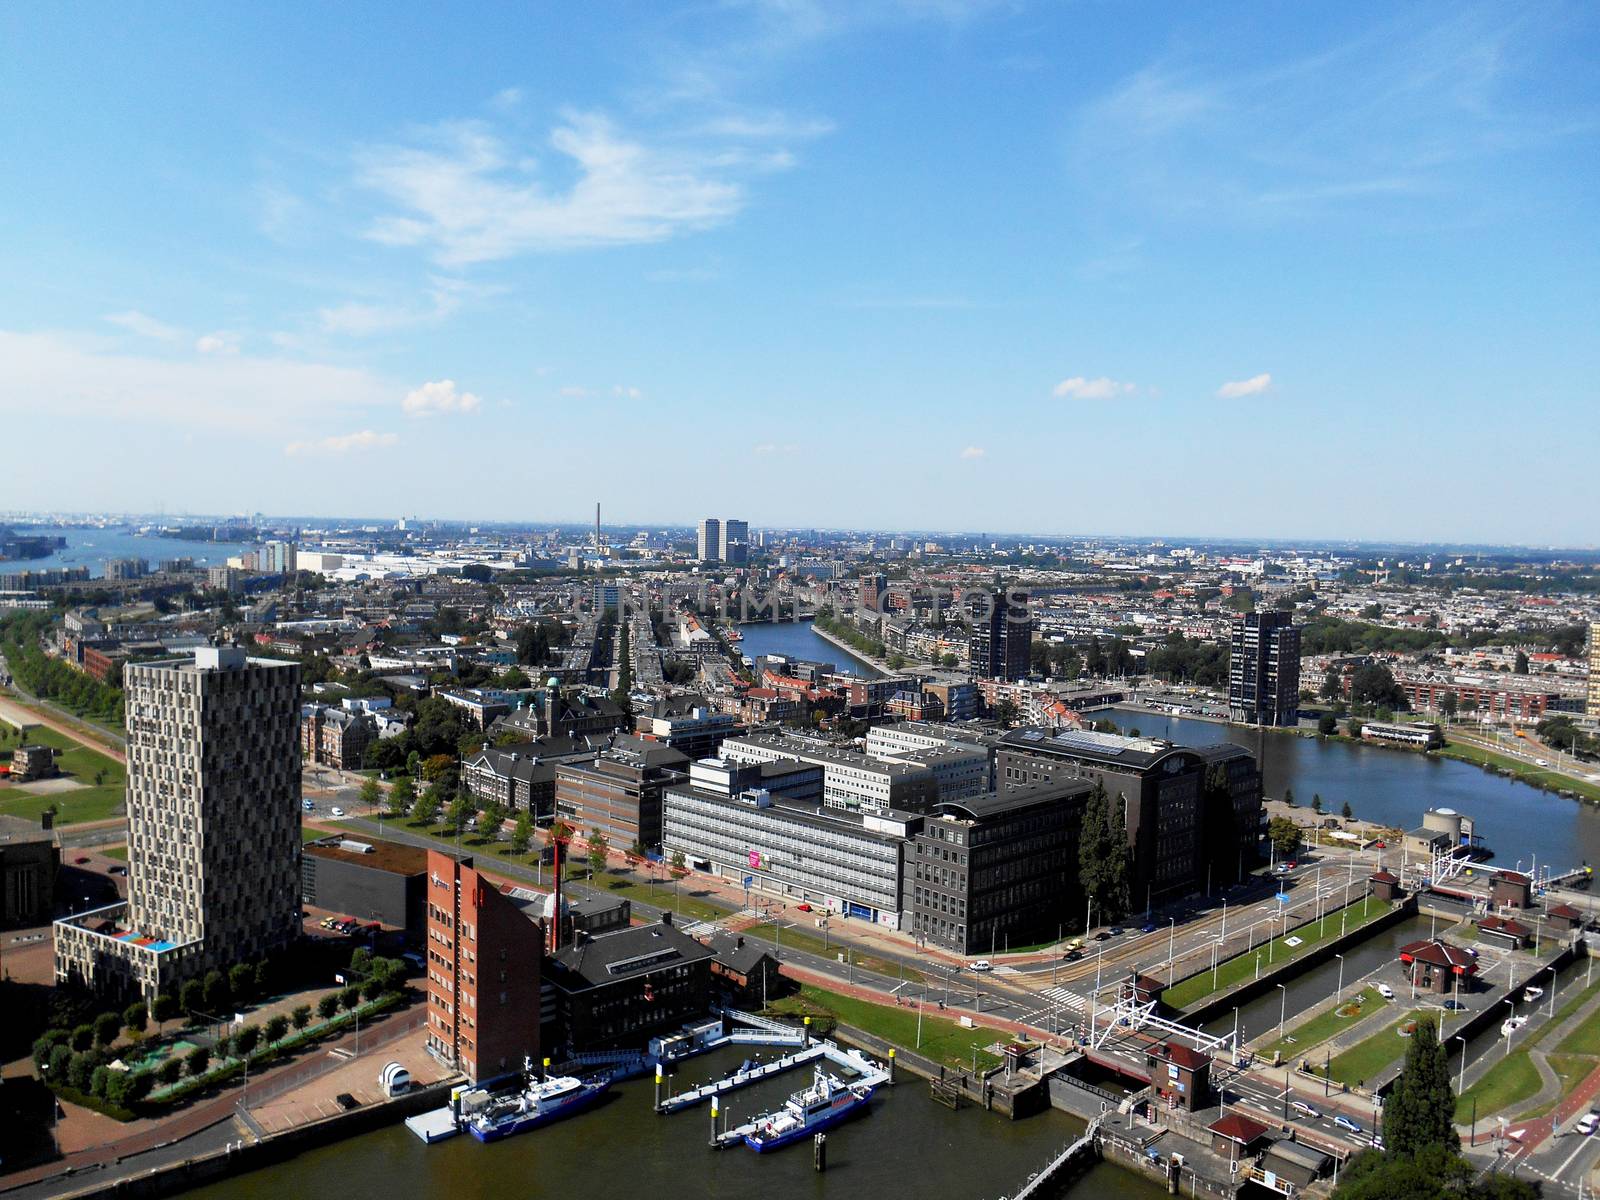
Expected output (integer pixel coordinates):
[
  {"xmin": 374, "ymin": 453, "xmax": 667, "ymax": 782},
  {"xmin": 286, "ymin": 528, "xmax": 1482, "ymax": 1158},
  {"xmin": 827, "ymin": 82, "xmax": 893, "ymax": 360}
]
[
  {"xmin": 33, "ymin": 1029, "xmax": 68, "ymax": 1072},
  {"xmin": 186, "ymin": 1046, "xmax": 211, "ymax": 1078},
  {"xmin": 152, "ymin": 993, "xmax": 178, "ymax": 1027},
  {"xmin": 253, "ymin": 960, "xmax": 272, "ymax": 996},
  {"xmin": 90, "ymin": 1065, "xmax": 112, "ymax": 1098},
  {"xmin": 159, "ymin": 1057, "xmax": 184, "ymax": 1085},
  {"xmin": 71, "ymin": 1023, "xmax": 94, "ymax": 1052},
  {"xmin": 48, "ymin": 1043, "xmax": 73, "ymax": 1080},
  {"xmin": 123, "ymin": 1000, "xmax": 149, "ymax": 1034},
  {"xmin": 317, "ymin": 994, "xmax": 340, "ymax": 1020},
  {"xmin": 68, "ymin": 1051, "xmax": 97, "ymax": 1092},
  {"xmin": 125, "ymin": 1070, "xmax": 154, "ymax": 1104},
  {"xmin": 214, "ymin": 1035, "xmax": 231, "ymax": 1060},
  {"xmin": 94, "ymin": 1011, "xmax": 122, "ymax": 1047},
  {"xmin": 234, "ymin": 1025, "xmax": 260, "ymax": 1056}
]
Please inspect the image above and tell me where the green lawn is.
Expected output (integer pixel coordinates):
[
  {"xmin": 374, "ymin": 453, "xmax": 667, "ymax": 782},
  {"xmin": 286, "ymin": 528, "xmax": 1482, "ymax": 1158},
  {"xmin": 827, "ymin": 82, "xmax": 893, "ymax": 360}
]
[
  {"xmin": 101, "ymin": 844, "xmax": 128, "ymax": 860},
  {"xmin": 1164, "ymin": 896, "xmax": 1389, "ymax": 1010},
  {"xmin": 1454, "ymin": 1050, "xmax": 1544, "ymax": 1123},
  {"xmin": 1437, "ymin": 740, "xmax": 1600, "ymax": 804},
  {"xmin": 1263, "ymin": 986, "xmax": 1384, "ymax": 1060},
  {"xmin": 1318, "ymin": 1009, "xmax": 1426, "ymax": 1087},
  {"xmin": 1555, "ymin": 995, "xmax": 1600, "ymax": 1058},
  {"xmin": 0, "ymin": 722, "xmax": 126, "ymax": 826},
  {"xmin": 766, "ymin": 984, "xmax": 1004, "ymax": 1072}
]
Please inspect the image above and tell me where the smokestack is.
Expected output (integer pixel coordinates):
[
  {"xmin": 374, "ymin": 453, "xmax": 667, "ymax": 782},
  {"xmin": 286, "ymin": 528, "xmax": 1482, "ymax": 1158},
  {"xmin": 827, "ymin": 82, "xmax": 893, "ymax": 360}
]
[{"xmin": 595, "ymin": 502, "xmax": 601, "ymax": 551}]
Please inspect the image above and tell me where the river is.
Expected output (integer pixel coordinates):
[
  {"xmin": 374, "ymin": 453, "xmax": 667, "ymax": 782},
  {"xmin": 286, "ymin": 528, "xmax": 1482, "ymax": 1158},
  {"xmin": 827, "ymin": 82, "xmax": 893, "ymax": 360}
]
[
  {"xmin": 185, "ymin": 1044, "xmax": 1163, "ymax": 1200},
  {"xmin": 1, "ymin": 526, "xmax": 252, "ymax": 578},
  {"xmin": 1106, "ymin": 710, "xmax": 1600, "ymax": 879},
  {"xmin": 735, "ymin": 620, "xmax": 885, "ymax": 678}
]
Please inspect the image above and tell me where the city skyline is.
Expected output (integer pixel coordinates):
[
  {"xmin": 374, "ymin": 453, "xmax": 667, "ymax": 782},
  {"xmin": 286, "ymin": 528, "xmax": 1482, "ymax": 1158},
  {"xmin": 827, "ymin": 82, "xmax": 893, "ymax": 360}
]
[{"xmin": 3, "ymin": 4, "xmax": 1597, "ymax": 542}]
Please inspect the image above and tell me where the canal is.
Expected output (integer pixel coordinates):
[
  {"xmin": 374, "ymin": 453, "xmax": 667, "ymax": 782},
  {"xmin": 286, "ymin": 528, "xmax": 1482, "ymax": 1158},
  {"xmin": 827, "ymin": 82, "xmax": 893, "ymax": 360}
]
[
  {"xmin": 186, "ymin": 1044, "xmax": 1164, "ymax": 1200},
  {"xmin": 736, "ymin": 619, "xmax": 884, "ymax": 678},
  {"xmin": 1107, "ymin": 711, "xmax": 1600, "ymax": 879}
]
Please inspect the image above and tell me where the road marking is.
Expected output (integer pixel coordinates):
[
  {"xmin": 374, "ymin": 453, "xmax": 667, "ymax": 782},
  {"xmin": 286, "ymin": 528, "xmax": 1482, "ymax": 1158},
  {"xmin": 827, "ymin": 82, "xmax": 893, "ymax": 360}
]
[{"xmin": 1551, "ymin": 1131, "xmax": 1592, "ymax": 1180}]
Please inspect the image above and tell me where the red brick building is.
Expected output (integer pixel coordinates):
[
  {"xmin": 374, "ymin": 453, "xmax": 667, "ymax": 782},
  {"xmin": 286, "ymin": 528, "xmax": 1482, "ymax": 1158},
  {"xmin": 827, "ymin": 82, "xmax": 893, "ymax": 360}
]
[{"xmin": 424, "ymin": 851, "xmax": 543, "ymax": 1084}]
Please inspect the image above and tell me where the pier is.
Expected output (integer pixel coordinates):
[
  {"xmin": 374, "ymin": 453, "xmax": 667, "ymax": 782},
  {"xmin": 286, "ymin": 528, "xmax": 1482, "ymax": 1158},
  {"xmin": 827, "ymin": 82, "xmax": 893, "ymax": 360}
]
[
  {"xmin": 658, "ymin": 1039, "xmax": 890, "ymax": 1116},
  {"xmin": 1000, "ymin": 1118, "xmax": 1102, "ymax": 1200}
]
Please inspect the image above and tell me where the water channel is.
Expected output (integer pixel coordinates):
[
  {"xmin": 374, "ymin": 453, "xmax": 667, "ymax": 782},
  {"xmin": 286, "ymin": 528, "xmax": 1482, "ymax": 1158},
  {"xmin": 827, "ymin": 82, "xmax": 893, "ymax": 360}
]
[
  {"xmin": 735, "ymin": 619, "xmax": 885, "ymax": 678},
  {"xmin": 187, "ymin": 1044, "xmax": 1164, "ymax": 1200},
  {"xmin": 1109, "ymin": 711, "xmax": 1600, "ymax": 879}
]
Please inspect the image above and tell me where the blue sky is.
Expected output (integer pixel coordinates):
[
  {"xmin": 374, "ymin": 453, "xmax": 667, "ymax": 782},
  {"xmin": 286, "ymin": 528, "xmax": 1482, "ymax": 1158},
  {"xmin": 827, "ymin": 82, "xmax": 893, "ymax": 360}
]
[{"xmin": 2, "ymin": 2, "xmax": 1597, "ymax": 544}]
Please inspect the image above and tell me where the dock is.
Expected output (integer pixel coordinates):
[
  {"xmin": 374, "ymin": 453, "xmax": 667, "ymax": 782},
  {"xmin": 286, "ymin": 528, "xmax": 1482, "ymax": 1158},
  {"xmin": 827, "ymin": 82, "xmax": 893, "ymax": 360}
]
[{"xmin": 403, "ymin": 1106, "xmax": 462, "ymax": 1144}]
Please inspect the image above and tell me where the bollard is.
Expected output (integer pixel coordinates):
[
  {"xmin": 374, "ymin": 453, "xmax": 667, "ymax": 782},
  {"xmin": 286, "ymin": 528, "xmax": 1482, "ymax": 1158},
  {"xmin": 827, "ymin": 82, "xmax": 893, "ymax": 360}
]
[
  {"xmin": 888, "ymin": 1047, "xmax": 896, "ymax": 1086},
  {"xmin": 710, "ymin": 1095, "xmax": 719, "ymax": 1147},
  {"xmin": 655, "ymin": 1062, "xmax": 663, "ymax": 1110},
  {"xmin": 815, "ymin": 1132, "xmax": 827, "ymax": 1172}
]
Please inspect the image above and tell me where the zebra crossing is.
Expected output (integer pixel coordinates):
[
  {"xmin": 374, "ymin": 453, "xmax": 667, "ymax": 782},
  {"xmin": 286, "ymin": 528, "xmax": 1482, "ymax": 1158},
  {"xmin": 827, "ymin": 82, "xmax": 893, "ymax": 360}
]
[
  {"xmin": 679, "ymin": 919, "xmax": 718, "ymax": 936},
  {"xmin": 1017, "ymin": 986, "xmax": 1086, "ymax": 1026}
]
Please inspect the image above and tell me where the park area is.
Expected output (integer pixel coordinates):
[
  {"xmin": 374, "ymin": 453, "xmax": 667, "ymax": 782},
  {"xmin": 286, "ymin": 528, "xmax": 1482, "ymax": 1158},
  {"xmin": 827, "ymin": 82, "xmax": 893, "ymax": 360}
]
[{"xmin": 0, "ymin": 722, "xmax": 125, "ymax": 826}]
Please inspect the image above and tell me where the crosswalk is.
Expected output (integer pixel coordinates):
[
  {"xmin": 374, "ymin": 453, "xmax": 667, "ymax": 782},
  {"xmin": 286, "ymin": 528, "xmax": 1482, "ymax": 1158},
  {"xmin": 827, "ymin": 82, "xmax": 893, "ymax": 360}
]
[
  {"xmin": 679, "ymin": 920, "xmax": 717, "ymax": 936},
  {"xmin": 1016, "ymin": 986, "xmax": 1087, "ymax": 1026}
]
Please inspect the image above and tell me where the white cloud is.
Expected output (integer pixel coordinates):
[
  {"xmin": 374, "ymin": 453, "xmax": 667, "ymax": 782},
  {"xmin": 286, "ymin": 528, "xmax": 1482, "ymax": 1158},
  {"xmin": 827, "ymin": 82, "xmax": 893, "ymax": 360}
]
[
  {"xmin": 611, "ymin": 384, "xmax": 642, "ymax": 400},
  {"xmin": 490, "ymin": 86, "xmax": 524, "ymax": 111},
  {"xmin": 105, "ymin": 310, "xmax": 184, "ymax": 342},
  {"xmin": 0, "ymin": 330, "xmax": 391, "ymax": 434},
  {"xmin": 284, "ymin": 429, "xmax": 400, "ymax": 457},
  {"xmin": 753, "ymin": 442, "xmax": 777, "ymax": 455},
  {"xmin": 355, "ymin": 112, "xmax": 770, "ymax": 265},
  {"xmin": 960, "ymin": 445, "xmax": 986, "ymax": 460},
  {"xmin": 559, "ymin": 386, "xmax": 593, "ymax": 398},
  {"xmin": 1217, "ymin": 373, "xmax": 1272, "ymax": 399},
  {"xmin": 1053, "ymin": 376, "xmax": 1135, "ymax": 401},
  {"xmin": 402, "ymin": 378, "xmax": 482, "ymax": 417},
  {"xmin": 195, "ymin": 332, "xmax": 238, "ymax": 355}
]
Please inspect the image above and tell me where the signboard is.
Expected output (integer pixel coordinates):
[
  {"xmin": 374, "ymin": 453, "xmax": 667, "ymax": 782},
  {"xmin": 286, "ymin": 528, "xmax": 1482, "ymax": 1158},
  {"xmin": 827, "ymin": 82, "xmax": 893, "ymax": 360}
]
[
  {"xmin": 1167, "ymin": 1064, "xmax": 1179, "ymax": 1080},
  {"xmin": 743, "ymin": 875, "xmax": 754, "ymax": 888},
  {"xmin": 748, "ymin": 850, "xmax": 760, "ymax": 869}
]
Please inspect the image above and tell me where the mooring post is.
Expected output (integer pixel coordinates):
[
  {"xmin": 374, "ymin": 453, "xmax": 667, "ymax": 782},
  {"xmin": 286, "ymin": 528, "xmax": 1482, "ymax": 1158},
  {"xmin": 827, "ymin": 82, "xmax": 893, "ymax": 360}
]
[
  {"xmin": 710, "ymin": 1095, "xmax": 719, "ymax": 1147},
  {"xmin": 888, "ymin": 1047, "xmax": 896, "ymax": 1085},
  {"xmin": 654, "ymin": 1062, "xmax": 663, "ymax": 1110},
  {"xmin": 814, "ymin": 1132, "xmax": 827, "ymax": 1172}
]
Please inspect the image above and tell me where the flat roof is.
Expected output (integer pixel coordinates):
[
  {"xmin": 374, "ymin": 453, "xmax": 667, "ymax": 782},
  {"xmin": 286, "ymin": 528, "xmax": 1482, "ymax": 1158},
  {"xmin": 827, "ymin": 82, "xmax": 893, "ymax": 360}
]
[{"xmin": 305, "ymin": 837, "xmax": 429, "ymax": 876}]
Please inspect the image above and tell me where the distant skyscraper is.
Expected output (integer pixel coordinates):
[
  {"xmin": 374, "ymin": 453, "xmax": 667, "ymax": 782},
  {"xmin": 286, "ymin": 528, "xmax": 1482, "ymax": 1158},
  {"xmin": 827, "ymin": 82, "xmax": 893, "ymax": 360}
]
[
  {"xmin": 55, "ymin": 647, "xmax": 302, "ymax": 1001},
  {"xmin": 860, "ymin": 572, "xmax": 887, "ymax": 612},
  {"xmin": 1228, "ymin": 611, "xmax": 1302, "ymax": 726},
  {"xmin": 968, "ymin": 589, "xmax": 1030, "ymax": 681},
  {"xmin": 1588, "ymin": 622, "xmax": 1600, "ymax": 719},
  {"xmin": 720, "ymin": 518, "xmax": 748, "ymax": 564},
  {"xmin": 697, "ymin": 518, "xmax": 720, "ymax": 563}
]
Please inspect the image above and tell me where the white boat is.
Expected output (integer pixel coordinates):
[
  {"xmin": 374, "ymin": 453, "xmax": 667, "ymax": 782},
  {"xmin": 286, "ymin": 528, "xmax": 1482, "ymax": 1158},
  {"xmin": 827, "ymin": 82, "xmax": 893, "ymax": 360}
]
[
  {"xmin": 1524, "ymin": 986, "xmax": 1544, "ymax": 1002},
  {"xmin": 1501, "ymin": 1015, "xmax": 1529, "ymax": 1037},
  {"xmin": 742, "ymin": 1067, "xmax": 874, "ymax": 1152}
]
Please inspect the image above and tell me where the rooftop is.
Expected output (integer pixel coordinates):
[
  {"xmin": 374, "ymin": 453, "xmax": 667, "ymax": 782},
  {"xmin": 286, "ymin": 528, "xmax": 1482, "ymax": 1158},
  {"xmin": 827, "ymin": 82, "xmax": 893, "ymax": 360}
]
[{"xmin": 305, "ymin": 837, "xmax": 429, "ymax": 876}]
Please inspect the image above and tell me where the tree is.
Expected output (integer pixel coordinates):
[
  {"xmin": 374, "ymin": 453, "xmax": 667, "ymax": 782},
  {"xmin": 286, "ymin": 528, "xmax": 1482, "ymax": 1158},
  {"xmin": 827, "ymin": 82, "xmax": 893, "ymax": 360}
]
[
  {"xmin": 265, "ymin": 1014, "xmax": 290, "ymax": 1044},
  {"xmin": 186, "ymin": 1045, "xmax": 212, "ymax": 1078},
  {"xmin": 179, "ymin": 978, "xmax": 203, "ymax": 1016},
  {"xmin": 317, "ymin": 993, "xmax": 340, "ymax": 1020},
  {"xmin": 1317, "ymin": 713, "xmax": 1338, "ymax": 736},
  {"xmin": 1342, "ymin": 799, "xmax": 1354, "ymax": 819},
  {"xmin": 480, "ymin": 799, "xmax": 506, "ymax": 843},
  {"xmin": 359, "ymin": 775, "xmax": 383, "ymax": 812},
  {"xmin": 389, "ymin": 774, "xmax": 416, "ymax": 817},
  {"xmin": 123, "ymin": 1001, "xmax": 148, "ymax": 1035},
  {"xmin": 1350, "ymin": 663, "xmax": 1405, "ymax": 711},
  {"xmin": 234, "ymin": 1025, "xmax": 261, "ymax": 1056},
  {"xmin": 1514, "ymin": 650, "xmax": 1529, "ymax": 675},
  {"xmin": 1077, "ymin": 783, "xmax": 1130, "ymax": 921},
  {"xmin": 1283, "ymin": 787, "xmax": 1296, "ymax": 808},
  {"xmin": 669, "ymin": 848, "xmax": 688, "ymax": 878},
  {"xmin": 202, "ymin": 968, "xmax": 229, "ymax": 1013},
  {"xmin": 1382, "ymin": 1016, "xmax": 1457, "ymax": 1156},
  {"xmin": 1267, "ymin": 816, "xmax": 1300, "ymax": 861},
  {"xmin": 992, "ymin": 698, "xmax": 1019, "ymax": 727},
  {"xmin": 1321, "ymin": 667, "xmax": 1343, "ymax": 702},
  {"xmin": 586, "ymin": 830, "xmax": 609, "ymax": 878},
  {"xmin": 412, "ymin": 787, "xmax": 440, "ymax": 826},
  {"xmin": 292, "ymin": 1004, "xmax": 312, "ymax": 1031},
  {"xmin": 152, "ymin": 993, "xmax": 177, "ymax": 1030},
  {"xmin": 1311, "ymin": 794, "xmax": 1323, "ymax": 814},
  {"xmin": 1439, "ymin": 691, "xmax": 1459, "ymax": 719},
  {"xmin": 93, "ymin": 1011, "xmax": 121, "ymax": 1047},
  {"xmin": 70, "ymin": 1022, "xmax": 94, "ymax": 1051},
  {"xmin": 510, "ymin": 811, "xmax": 533, "ymax": 856},
  {"xmin": 159, "ymin": 1057, "xmax": 184, "ymax": 1085},
  {"xmin": 229, "ymin": 962, "xmax": 254, "ymax": 1003},
  {"xmin": 341, "ymin": 986, "xmax": 362, "ymax": 1011}
]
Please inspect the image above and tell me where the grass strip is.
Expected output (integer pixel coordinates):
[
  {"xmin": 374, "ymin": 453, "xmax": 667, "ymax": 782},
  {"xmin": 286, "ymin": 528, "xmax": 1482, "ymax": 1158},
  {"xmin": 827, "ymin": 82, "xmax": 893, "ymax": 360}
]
[
  {"xmin": 1263, "ymin": 986, "xmax": 1383, "ymax": 1060},
  {"xmin": 766, "ymin": 984, "xmax": 1004, "ymax": 1072}
]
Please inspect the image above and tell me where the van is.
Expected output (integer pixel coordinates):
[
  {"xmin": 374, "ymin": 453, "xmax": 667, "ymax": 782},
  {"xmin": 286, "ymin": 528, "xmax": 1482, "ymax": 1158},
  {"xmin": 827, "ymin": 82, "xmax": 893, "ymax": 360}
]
[{"xmin": 1376, "ymin": 983, "xmax": 1395, "ymax": 1000}]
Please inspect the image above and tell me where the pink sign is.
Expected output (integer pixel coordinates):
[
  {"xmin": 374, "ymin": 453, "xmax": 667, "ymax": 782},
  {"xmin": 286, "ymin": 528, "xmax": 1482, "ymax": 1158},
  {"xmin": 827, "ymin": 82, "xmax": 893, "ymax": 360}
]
[{"xmin": 749, "ymin": 851, "xmax": 760, "ymax": 869}]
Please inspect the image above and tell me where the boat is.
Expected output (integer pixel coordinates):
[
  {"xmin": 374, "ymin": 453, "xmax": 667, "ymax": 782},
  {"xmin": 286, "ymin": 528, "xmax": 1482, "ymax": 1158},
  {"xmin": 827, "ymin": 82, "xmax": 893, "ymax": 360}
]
[
  {"xmin": 1501, "ymin": 1016, "xmax": 1530, "ymax": 1037},
  {"xmin": 465, "ymin": 1060, "xmax": 610, "ymax": 1143},
  {"xmin": 1524, "ymin": 986, "xmax": 1545, "ymax": 1002},
  {"xmin": 742, "ymin": 1067, "xmax": 874, "ymax": 1152}
]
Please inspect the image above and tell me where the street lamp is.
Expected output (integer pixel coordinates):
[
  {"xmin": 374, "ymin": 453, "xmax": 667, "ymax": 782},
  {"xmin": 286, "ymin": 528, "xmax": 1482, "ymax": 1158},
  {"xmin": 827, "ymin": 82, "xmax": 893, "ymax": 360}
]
[
  {"xmin": 1334, "ymin": 953, "xmax": 1345, "ymax": 1002},
  {"xmin": 1277, "ymin": 983, "xmax": 1288, "ymax": 1040}
]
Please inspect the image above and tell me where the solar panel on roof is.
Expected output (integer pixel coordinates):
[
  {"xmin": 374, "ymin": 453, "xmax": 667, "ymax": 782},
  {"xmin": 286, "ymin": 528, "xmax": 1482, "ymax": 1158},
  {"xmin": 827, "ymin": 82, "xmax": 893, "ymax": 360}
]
[{"xmin": 1048, "ymin": 730, "xmax": 1128, "ymax": 756}]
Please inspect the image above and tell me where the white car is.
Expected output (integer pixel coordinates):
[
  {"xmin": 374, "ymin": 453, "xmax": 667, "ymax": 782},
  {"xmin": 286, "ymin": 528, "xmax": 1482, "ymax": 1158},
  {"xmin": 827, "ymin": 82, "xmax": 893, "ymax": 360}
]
[
  {"xmin": 330, "ymin": 806, "xmax": 345, "ymax": 818},
  {"xmin": 1576, "ymin": 1112, "xmax": 1600, "ymax": 1136},
  {"xmin": 1524, "ymin": 986, "xmax": 1545, "ymax": 1002},
  {"xmin": 1376, "ymin": 983, "xmax": 1395, "ymax": 1000},
  {"xmin": 1291, "ymin": 1101, "xmax": 1322, "ymax": 1119},
  {"xmin": 966, "ymin": 959, "xmax": 993, "ymax": 972}
]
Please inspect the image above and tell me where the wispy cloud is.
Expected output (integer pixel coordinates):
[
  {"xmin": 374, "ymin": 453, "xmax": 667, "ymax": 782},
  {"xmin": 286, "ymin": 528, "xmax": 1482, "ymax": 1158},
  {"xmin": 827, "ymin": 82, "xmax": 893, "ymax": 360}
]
[
  {"xmin": 1217, "ymin": 373, "xmax": 1272, "ymax": 399},
  {"xmin": 105, "ymin": 310, "xmax": 184, "ymax": 342},
  {"xmin": 403, "ymin": 379, "xmax": 481, "ymax": 417},
  {"xmin": 1071, "ymin": 10, "xmax": 1577, "ymax": 226},
  {"xmin": 1053, "ymin": 376, "xmax": 1135, "ymax": 401},
  {"xmin": 284, "ymin": 429, "xmax": 400, "ymax": 457},
  {"xmin": 195, "ymin": 332, "xmax": 238, "ymax": 355},
  {"xmin": 355, "ymin": 111, "xmax": 791, "ymax": 266},
  {"xmin": 611, "ymin": 384, "xmax": 643, "ymax": 400},
  {"xmin": 960, "ymin": 445, "xmax": 986, "ymax": 460}
]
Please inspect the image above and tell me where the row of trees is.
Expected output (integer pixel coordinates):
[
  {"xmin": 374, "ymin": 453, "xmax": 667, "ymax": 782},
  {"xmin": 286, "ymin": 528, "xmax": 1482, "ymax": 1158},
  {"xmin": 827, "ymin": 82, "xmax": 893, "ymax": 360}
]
[{"xmin": 0, "ymin": 610, "xmax": 126, "ymax": 724}]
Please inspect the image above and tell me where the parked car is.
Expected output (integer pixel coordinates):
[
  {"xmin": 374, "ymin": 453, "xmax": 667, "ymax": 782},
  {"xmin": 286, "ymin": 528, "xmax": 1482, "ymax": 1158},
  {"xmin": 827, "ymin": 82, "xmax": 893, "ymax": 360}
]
[
  {"xmin": 1291, "ymin": 1101, "xmax": 1321, "ymax": 1119},
  {"xmin": 1333, "ymin": 1115, "xmax": 1363, "ymax": 1134},
  {"xmin": 796, "ymin": 903, "xmax": 813, "ymax": 912},
  {"xmin": 73, "ymin": 856, "xmax": 90, "ymax": 865},
  {"xmin": 1062, "ymin": 949, "xmax": 1084, "ymax": 962},
  {"xmin": 1093, "ymin": 930, "xmax": 1111, "ymax": 941},
  {"xmin": 1140, "ymin": 922, "xmax": 1159, "ymax": 934},
  {"xmin": 966, "ymin": 959, "xmax": 993, "ymax": 972},
  {"xmin": 330, "ymin": 806, "xmax": 345, "ymax": 818},
  {"xmin": 1576, "ymin": 1112, "xmax": 1600, "ymax": 1136},
  {"xmin": 1376, "ymin": 983, "xmax": 1395, "ymax": 1000},
  {"xmin": 1108, "ymin": 926, "xmax": 1125, "ymax": 937},
  {"xmin": 109, "ymin": 865, "xmax": 126, "ymax": 876},
  {"xmin": 303, "ymin": 800, "xmax": 315, "ymax": 812},
  {"xmin": 1442, "ymin": 999, "xmax": 1466, "ymax": 1010}
]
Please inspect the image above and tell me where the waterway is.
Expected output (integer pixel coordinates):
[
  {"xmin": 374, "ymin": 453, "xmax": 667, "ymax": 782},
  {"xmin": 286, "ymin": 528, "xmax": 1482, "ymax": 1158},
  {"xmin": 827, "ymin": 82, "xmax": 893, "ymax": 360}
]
[
  {"xmin": 1107, "ymin": 710, "xmax": 1600, "ymax": 879},
  {"xmin": 1, "ymin": 526, "xmax": 251, "ymax": 578},
  {"xmin": 736, "ymin": 620, "xmax": 884, "ymax": 678},
  {"xmin": 186, "ymin": 1044, "xmax": 1163, "ymax": 1200}
]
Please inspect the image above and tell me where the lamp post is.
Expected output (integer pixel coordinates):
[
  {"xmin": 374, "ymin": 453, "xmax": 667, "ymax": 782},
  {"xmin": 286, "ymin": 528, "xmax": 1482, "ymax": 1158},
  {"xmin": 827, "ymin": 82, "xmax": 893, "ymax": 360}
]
[
  {"xmin": 1168, "ymin": 918, "xmax": 1176, "ymax": 970},
  {"xmin": 1277, "ymin": 983, "xmax": 1288, "ymax": 1040},
  {"xmin": 1334, "ymin": 953, "xmax": 1345, "ymax": 1002},
  {"xmin": 1456, "ymin": 1035, "xmax": 1468, "ymax": 1092}
]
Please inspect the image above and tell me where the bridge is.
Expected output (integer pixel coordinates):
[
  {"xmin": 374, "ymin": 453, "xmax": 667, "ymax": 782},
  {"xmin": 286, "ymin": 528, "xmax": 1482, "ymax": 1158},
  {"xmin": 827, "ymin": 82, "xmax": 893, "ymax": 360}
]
[{"xmin": 999, "ymin": 1117, "xmax": 1102, "ymax": 1200}]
